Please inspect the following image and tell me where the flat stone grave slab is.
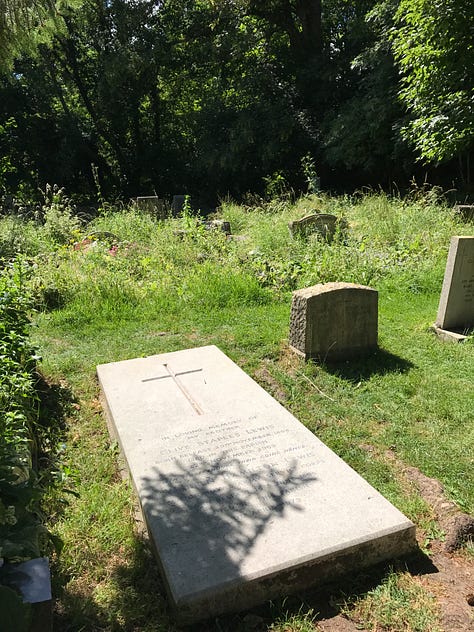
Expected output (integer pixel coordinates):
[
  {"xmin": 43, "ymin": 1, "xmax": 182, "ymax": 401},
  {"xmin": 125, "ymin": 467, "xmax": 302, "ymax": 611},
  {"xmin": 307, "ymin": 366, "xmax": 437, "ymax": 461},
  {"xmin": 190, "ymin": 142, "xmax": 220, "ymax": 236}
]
[
  {"xmin": 97, "ymin": 346, "xmax": 416, "ymax": 623},
  {"xmin": 435, "ymin": 236, "xmax": 474, "ymax": 341}
]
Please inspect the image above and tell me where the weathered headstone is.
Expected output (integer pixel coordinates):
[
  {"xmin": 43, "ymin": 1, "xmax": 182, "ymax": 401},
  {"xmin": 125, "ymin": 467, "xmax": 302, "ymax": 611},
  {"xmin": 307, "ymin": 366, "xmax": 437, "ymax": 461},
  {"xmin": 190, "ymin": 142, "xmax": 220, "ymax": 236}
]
[
  {"xmin": 289, "ymin": 282, "xmax": 378, "ymax": 361},
  {"xmin": 97, "ymin": 345, "xmax": 415, "ymax": 623},
  {"xmin": 171, "ymin": 195, "xmax": 186, "ymax": 215},
  {"xmin": 1, "ymin": 194, "xmax": 14, "ymax": 212},
  {"xmin": 434, "ymin": 236, "xmax": 474, "ymax": 341},
  {"xmin": 200, "ymin": 219, "xmax": 231, "ymax": 235},
  {"xmin": 132, "ymin": 196, "xmax": 167, "ymax": 218},
  {"xmin": 454, "ymin": 205, "xmax": 474, "ymax": 221},
  {"xmin": 288, "ymin": 213, "xmax": 346, "ymax": 242}
]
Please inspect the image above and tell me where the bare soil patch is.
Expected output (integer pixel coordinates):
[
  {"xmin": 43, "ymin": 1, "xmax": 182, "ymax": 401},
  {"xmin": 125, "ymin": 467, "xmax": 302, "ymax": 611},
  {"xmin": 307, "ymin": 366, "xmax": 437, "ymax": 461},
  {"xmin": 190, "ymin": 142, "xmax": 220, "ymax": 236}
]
[{"xmin": 315, "ymin": 459, "xmax": 474, "ymax": 632}]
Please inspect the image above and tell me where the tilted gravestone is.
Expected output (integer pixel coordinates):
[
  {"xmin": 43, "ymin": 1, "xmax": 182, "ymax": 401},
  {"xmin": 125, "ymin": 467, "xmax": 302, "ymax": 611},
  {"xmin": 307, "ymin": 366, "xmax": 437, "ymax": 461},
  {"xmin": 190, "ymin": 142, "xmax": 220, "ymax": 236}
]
[
  {"xmin": 97, "ymin": 345, "xmax": 415, "ymax": 623},
  {"xmin": 434, "ymin": 236, "xmax": 474, "ymax": 342},
  {"xmin": 289, "ymin": 282, "xmax": 378, "ymax": 361},
  {"xmin": 288, "ymin": 213, "xmax": 346, "ymax": 242}
]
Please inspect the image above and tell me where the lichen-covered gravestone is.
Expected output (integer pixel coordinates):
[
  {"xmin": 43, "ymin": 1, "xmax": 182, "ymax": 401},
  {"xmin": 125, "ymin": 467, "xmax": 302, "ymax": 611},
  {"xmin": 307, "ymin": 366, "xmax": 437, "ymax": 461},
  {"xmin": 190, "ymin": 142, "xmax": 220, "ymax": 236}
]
[
  {"xmin": 288, "ymin": 213, "xmax": 344, "ymax": 242},
  {"xmin": 434, "ymin": 236, "xmax": 474, "ymax": 342},
  {"xmin": 289, "ymin": 282, "xmax": 378, "ymax": 360}
]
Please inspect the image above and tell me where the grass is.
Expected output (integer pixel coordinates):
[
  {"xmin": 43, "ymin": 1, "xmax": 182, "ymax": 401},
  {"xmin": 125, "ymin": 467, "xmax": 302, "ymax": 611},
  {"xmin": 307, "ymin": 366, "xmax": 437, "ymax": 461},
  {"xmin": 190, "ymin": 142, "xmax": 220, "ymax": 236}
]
[
  {"xmin": 341, "ymin": 569, "xmax": 442, "ymax": 632},
  {"xmin": 5, "ymin": 190, "xmax": 472, "ymax": 630}
]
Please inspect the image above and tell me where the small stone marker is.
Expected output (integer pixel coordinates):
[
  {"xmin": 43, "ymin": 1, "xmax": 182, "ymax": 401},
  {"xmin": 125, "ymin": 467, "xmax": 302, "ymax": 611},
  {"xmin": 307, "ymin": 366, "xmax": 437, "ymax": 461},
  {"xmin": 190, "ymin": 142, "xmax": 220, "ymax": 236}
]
[
  {"xmin": 200, "ymin": 219, "xmax": 231, "ymax": 234},
  {"xmin": 434, "ymin": 236, "xmax": 474, "ymax": 341},
  {"xmin": 288, "ymin": 213, "xmax": 345, "ymax": 242},
  {"xmin": 289, "ymin": 282, "xmax": 378, "ymax": 360},
  {"xmin": 97, "ymin": 345, "xmax": 415, "ymax": 623}
]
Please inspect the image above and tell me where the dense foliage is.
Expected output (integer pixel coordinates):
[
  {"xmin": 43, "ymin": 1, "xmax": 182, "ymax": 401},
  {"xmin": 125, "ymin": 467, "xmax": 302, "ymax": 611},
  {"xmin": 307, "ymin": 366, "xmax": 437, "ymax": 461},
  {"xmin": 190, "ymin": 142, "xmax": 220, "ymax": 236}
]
[
  {"xmin": 0, "ymin": 262, "xmax": 45, "ymax": 565},
  {"xmin": 0, "ymin": 0, "xmax": 472, "ymax": 202},
  {"xmin": 0, "ymin": 0, "xmax": 78, "ymax": 71},
  {"xmin": 393, "ymin": 0, "xmax": 474, "ymax": 180}
]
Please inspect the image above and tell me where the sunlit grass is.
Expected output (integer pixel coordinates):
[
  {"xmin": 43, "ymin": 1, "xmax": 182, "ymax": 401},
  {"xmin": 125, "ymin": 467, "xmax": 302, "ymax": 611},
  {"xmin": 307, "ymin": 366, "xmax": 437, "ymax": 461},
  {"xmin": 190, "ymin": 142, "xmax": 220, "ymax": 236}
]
[
  {"xmin": 6, "ymin": 191, "xmax": 472, "ymax": 630},
  {"xmin": 342, "ymin": 570, "xmax": 442, "ymax": 632}
]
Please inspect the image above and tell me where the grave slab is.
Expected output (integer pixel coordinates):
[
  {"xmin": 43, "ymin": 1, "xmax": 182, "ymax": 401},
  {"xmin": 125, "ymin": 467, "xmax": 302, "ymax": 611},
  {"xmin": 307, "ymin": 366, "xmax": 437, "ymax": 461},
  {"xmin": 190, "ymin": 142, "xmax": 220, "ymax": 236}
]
[
  {"xmin": 435, "ymin": 236, "xmax": 474, "ymax": 337},
  {"xmin": 97, "ymin": 345, "xmax": 416, "ymax": 623}
]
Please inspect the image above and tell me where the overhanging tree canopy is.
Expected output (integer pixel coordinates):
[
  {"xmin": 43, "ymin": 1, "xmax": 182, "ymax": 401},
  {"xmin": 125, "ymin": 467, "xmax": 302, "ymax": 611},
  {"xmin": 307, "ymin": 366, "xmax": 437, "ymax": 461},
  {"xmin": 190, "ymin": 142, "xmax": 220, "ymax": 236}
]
[
  {"xmin": 0, "ymin": 0, "xmax": 81, "ymax": 70},
  {"xmin": 393, "ymin": 0, "xmax": 474, "ymax": 170}
]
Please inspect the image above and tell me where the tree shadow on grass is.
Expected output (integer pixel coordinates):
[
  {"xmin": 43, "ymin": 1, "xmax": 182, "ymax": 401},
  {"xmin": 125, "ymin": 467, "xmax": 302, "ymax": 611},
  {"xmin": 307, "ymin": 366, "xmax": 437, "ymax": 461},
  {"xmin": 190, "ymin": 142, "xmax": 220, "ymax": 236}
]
[
  {"xmin": 51, "ymin": 536, "xmax": 175, "ymax": 632},
  {"xmin": 35, "ymin": 371, "xmax": 76, "ymax": 447},
  {"xmin": 319, "ymin": 348, "xmax": 415, "ymax": 384}
]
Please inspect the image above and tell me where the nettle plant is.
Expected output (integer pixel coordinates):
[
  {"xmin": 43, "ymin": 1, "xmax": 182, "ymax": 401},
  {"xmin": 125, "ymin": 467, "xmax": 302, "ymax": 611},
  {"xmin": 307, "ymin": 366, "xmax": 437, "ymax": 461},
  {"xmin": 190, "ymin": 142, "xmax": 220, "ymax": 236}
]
[
  {"xmin": 38, "ymin": 183, "xmax": 82, "ymax": 245},
  {"xmin": 0, "ymin": 262, "xmax": 53, "ymax": 624},
  {"xmin": 0, "ymin": 262, "xmax": 45, "ymax": 552}
]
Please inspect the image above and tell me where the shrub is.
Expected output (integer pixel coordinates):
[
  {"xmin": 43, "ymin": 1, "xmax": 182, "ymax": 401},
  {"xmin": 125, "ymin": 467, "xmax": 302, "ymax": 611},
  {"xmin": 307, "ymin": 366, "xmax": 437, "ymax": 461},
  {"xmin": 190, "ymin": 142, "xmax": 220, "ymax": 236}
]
[{"xmin": 0, "ymin": 262, "xmax": 48, "ymax": 564}]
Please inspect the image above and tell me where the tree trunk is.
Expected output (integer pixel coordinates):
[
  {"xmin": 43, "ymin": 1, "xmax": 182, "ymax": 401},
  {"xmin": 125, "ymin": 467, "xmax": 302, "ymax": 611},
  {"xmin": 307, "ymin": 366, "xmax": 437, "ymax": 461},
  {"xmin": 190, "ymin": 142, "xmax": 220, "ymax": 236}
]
[
  {"xmin": 249, "ymin": 0, "xmax": 322, "ymax": 58},
  {"xmin": 296, "ymin": 0, "xmax": 322, "ymax": 57}
]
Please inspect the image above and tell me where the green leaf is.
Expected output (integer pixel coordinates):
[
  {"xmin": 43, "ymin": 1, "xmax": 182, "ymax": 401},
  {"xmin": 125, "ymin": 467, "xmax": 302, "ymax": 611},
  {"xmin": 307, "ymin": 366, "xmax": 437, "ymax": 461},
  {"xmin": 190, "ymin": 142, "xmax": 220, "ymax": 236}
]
[{"xmin": 0, "ymin": 585, "xmax": 31, "ymax": 632}]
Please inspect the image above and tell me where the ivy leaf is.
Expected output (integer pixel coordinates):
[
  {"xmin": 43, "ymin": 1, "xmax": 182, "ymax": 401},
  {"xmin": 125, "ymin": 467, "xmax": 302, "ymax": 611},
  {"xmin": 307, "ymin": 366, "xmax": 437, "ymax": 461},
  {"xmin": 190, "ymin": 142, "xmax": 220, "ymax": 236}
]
[{"xmin": 0, "ymin": 585, "xmax": 31, "ymax": 632}]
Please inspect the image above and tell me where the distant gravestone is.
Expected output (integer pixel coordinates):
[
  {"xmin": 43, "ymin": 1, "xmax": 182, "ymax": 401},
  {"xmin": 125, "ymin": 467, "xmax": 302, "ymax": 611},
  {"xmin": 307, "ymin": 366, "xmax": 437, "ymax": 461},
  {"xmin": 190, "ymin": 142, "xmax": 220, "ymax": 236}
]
[
  {"xmin": 434, "ymin": 236, "xmax": 474, "ymax": 342},
  {"xmin": 133, "ymin": 196, "xmax": 167, "ymax": 218},
  {"xmin": 454, "ymin": 205, "xmax": 474, "ymax": 221},
  {"xmin": 97, "ymin": 345, "xmax": 415, "ymax": 623},
  {"xmin": 171, "ymin": 195, "xmax": 186, "ymax": 215},
  {"xmin": 200, "ymin": 219, "xmax": 231, "ymax": 235},
  {"xmin": 289, "ymin": 282, "xmax": 378, "ymax": 360},
  {"xmin": 2, "ymin": 194, "xmax": 14, "ymax": 212},
  {"xmin": 288, "ymin": 213, "xmax": 345, "ymax": 242}
]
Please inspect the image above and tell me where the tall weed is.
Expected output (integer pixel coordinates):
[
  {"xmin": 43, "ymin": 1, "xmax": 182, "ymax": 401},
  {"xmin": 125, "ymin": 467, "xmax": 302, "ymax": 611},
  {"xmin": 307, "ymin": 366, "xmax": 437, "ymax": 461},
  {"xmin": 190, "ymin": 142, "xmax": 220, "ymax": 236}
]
[{"xmin": 0, "ymin": 262, "xmax": 49, "ymax": 563}]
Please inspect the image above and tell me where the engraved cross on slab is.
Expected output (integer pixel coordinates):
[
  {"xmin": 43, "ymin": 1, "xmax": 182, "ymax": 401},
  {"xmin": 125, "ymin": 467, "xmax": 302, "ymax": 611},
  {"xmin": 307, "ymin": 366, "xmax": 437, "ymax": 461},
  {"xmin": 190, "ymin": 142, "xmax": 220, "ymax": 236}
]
[{"xmin": 142, "ymin": 364, "xmax": 204, "ymax": 415}]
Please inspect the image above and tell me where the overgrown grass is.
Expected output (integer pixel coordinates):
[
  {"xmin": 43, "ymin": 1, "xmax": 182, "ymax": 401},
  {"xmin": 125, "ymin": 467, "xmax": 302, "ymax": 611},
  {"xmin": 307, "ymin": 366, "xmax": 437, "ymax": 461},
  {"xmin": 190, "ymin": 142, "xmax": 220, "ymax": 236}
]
[{"xmin": 5, "ymin": 191, "xmax": 472, "ymax": 630}]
